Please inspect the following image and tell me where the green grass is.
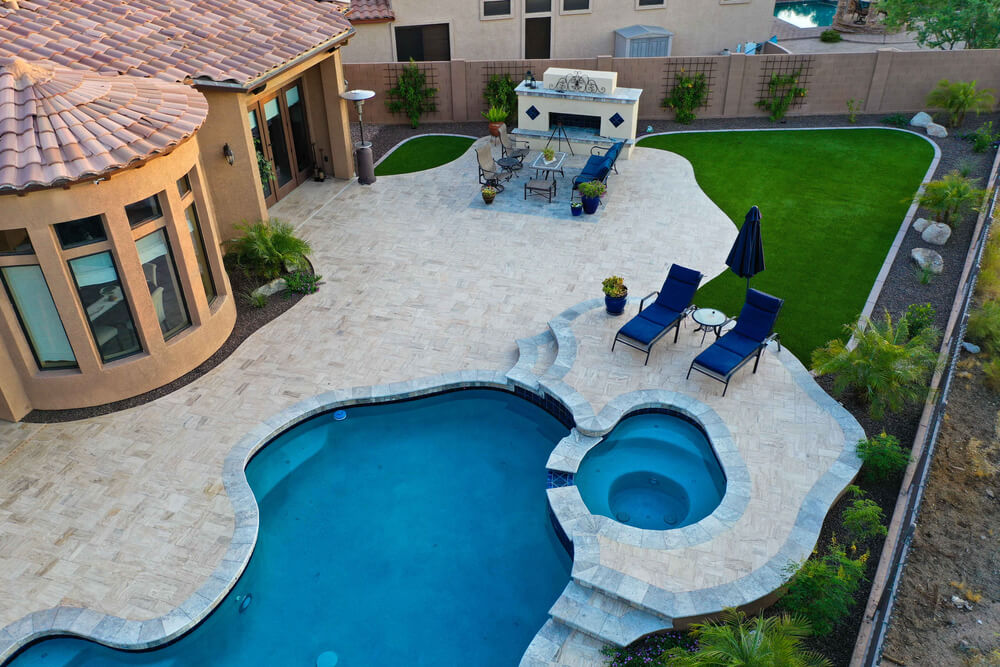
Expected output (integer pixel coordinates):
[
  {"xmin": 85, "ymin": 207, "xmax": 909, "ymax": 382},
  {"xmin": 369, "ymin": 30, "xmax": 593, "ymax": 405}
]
[
  {"xmin": 374, "ymin": 135, "xmax": 475, "ymax": 176},
  {"xmin": 637, "ymin": 129, "xmax": 934, "ymax": 358}
]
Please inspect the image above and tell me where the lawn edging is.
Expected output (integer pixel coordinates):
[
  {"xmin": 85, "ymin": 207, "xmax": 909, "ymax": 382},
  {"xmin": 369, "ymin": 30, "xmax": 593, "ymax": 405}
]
[{"xmin": 852, "ymin": 144, "xmax": 1000, "ymax": 666}]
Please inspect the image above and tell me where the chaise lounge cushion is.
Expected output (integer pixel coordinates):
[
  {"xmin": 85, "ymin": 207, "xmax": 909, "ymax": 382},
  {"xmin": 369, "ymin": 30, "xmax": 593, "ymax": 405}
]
[
  {"xmin": 617, "ymin": 314, "xmax": 666, "ymax": 345},
  {"xmin": 731, "ymin": 289, "xmax": 783, "ymax": 341},
  {"xmin": 654, "ymin": 265, "xmax": 701, "ymax": 311},
  {"xmin": 635, "ymin": 303, "xmax": 680, "ymax": 328},
  {"xmin": 692, "ymin": 344, "xmax": 745, "ymax": 376}
]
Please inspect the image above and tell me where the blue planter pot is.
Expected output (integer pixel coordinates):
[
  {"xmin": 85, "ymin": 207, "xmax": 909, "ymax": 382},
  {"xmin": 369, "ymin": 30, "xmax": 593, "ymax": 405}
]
[
  {"xmin": 581, "ymin": 196, "xmax": 600, "ymax": 215},
  {"xmin": 571, "ymin": 205, "xmax": 583, "ymax": 217},
  {"xmin": 605, "ymin": 294, "xmax": 627, "ymax": 315}
]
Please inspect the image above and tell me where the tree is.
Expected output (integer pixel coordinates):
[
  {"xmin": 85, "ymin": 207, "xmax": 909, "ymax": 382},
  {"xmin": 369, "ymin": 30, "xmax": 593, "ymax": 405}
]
[
  {"xmin": 880, "ymin": 0, "xmax": 1000, "ymax": 50},
  {"xmin": 925, "ymin": 80, "xmax": 996, "ymax": 127},
  {"xmin": 666, "ymin": 608, "xmax": 831, "ymax": 666}
]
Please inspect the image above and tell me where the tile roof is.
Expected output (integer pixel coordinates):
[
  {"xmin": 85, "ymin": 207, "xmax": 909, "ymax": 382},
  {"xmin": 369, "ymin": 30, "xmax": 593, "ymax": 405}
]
[
  {"xmin": 0, "ymin": 58, "xmax": 209, "ymax": 192},
  {"xmin": 0, "ymin": 0, "xmax": 353, "ymax": 86},
  {"xmin": 347, "ymin": 0, "xmax": 393, "ymax": 22}
]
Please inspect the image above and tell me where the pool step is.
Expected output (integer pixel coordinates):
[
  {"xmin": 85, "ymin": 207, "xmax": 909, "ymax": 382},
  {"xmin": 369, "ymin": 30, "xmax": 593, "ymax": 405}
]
[
  {"xmin": 520, "ymin": 619, "xmax": 608, "ymax": 667},
  {"xmin": 549, "ymin": 581, "xmax": 669, "ymax": 647}
]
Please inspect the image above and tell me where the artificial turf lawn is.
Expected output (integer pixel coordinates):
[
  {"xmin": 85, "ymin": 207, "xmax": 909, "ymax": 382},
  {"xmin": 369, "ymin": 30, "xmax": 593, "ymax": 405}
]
[
  {"xmin": 373, "ymin": 135, "xmax": 475, "ymax": 176},
  {"xmin": 637, "ymin": 129, "xmax": 934, "ymax": 359}
]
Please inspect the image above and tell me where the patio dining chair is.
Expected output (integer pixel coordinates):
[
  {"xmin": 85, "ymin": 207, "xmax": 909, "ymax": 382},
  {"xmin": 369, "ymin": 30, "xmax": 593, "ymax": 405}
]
[
  {"xmin": 498, "ymin": 123, "xmax": 529, "ymax": 167},
  {"xmin": 476, "ymin": 143, "xmax": 504, "ymax": 192},
  {"xmin": 612, "ymin": 264, "xmax": 703, "ymax": 365},
  {"xmin": 686, "ymin": 288, "xmax": 783, "ymax": 396}
]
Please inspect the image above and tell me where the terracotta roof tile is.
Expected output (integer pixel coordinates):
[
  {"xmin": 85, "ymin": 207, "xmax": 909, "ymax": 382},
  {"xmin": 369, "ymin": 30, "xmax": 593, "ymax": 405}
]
[
  {"xmin": 0, "ymin": 0, "xmax": 352, "ymax": 86},
  {"xmin": 0, "ymin": 58, "xmax": 208, "ymax": 192},
  {"xmin": 348, "ymin": 0, "xmax": 393, "ymax": 22}
]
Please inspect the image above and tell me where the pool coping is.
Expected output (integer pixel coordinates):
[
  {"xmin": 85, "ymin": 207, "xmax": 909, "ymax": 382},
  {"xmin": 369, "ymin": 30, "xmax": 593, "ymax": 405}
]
[{"xmin": 514, "ymin": 299, "xmax": 865, "ymax": 627}]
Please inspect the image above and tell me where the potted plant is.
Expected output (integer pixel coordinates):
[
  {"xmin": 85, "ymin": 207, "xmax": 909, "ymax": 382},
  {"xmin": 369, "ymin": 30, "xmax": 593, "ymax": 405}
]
[
  {"xmin": 483, "ymin": 106, "xmax": 508, "ymax": 137},
  {"xmin": 570, "ymin": 201, "xmax": 583, "ymax": 217},
  {"xmin": 542, "ymin": 147, "xmax": 556, "ymax": 163},
  {"xmin": 602, "ymin": 275, "xmax": 628, "ymax": 315},
  {"xmin": 481, "ymin": 185, "xmax": 498, "ymax": 204},
  {"xmin": 578, "ymin": 180, "xmax": 606, "ymax": 215}
]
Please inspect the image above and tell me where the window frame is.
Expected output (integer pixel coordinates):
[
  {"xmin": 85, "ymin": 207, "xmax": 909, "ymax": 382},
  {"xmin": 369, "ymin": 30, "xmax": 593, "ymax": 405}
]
[
  {"xmin": 635, "ymin": 0, "xmax": 665, "ymax": 8},
  {"xmin": 125, "ymin": 193, "xmax": 164, "ymax": 229},
  {"xmin": 0, "ymin": 262, "xmax": 78, "ymax": 371},
  {"xmin": 392, "ymin": 22, "xmax": 452, "ymax": 62},
  {"xmin": 67, "ymin": 249, "xmax": 144, "ymax": 364},
  {"xmin": 481, "ymin": 0, "xmax": 513, "ymax": 19},
  {"xmin": 54, "ymin": 215, "xmax": 109, "ymax": 250},
  {"xmin": 135, "ymin": 227, "xmax": 192, "ymax": 341},
  {"xmin": 559, "ymin": 0, "xmax": 591, "ymax": 15}
]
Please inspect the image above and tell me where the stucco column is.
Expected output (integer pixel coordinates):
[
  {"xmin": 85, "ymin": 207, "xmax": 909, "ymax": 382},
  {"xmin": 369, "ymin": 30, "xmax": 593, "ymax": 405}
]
[
  {"xmin": 722, "ymin": 53, "xmax": 747, "ymax": 118},
  {"xmin": 161, "ymin": 183, "xmax": 209, "ymax": 326},
  {"xmin": 320, "ymin": 53, "xmax": 355, "ymax": 181},
  {"xmin": 0, "ymin": 334, "xmax": 30, "ymax": 420},
  {"xmin": 103, "ymin": 209, "xmax": 165, "ymax": 355},
  {"xmin": 25, "ymin": 225, "xmax": 103, "ymax": 374},
  {"xmin": 865, "ymin": 49, "xmax": 896, "ymax": 114}
]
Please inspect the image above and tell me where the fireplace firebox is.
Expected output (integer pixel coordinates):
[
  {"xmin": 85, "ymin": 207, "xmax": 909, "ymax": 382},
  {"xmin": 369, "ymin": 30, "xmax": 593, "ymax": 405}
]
[{"xmin": 549, "ymin": 112, "xmax": 601, "ymax": 134}]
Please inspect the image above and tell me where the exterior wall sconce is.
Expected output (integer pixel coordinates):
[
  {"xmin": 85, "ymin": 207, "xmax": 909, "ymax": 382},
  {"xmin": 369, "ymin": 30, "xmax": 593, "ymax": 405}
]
[{"xmin": 223, "ymin": 143, "xmax": 235, "ymax": 166}]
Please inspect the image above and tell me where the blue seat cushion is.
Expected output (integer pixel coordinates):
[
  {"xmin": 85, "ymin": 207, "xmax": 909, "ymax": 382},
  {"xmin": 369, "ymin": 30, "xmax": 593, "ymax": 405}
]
[
  {"xmin": 693, "ymin": 344, "xmax": 745, "ymax": 377},
  {"xmin": 618, "ymin": 315, "xmax": 664, "ymax": 345},
  {"xmin": 715, "ymin": 331, "xmax": 759, "ymax": 359},
  {"xmin": 732, "ymin": 289, "xmax": 783, "ymax": 341},
  {"xmin": 637, "ymin": 303, "xmax": 681, "ymax": 328},
  {"xmin": 654, "ymin": 265, "xmax": 702, "ymax": 312}
]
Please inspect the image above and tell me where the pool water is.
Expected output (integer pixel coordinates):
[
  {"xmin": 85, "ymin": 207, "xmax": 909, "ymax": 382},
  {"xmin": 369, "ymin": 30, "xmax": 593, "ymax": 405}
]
[
  {"xmin": 7, "ymin": 390, "xmax": 571, "ymax": 667},
  {"xmin": 574, "ymin": 413, "xmax": 725, "ymax": 531},
  {"xmin": 774, "ymin": 0, "xmax": 838, "ymax": 27}
]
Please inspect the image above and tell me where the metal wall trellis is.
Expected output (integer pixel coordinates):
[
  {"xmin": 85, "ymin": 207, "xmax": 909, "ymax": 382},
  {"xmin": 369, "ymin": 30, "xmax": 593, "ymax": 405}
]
[
  {"xmin": 383, "ymin": 62, "xmax": 441, "ymax": 117},
  {"xmin": 481, "ymin": 61, "xmax": 530, "ymax": 111},
  {"xmin": 757, "ymin": 55, "xmax": 814, "ymax": 109},
  {"xmin": 662, "ymin": 58, "xmax": 717, "ymax": 109}
]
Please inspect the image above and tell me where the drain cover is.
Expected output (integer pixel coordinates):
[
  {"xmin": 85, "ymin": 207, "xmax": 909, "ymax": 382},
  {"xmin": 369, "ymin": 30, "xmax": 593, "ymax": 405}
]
[{"xmin": 317, "ymin": 651, "xmax": 339, "ymax": 667}]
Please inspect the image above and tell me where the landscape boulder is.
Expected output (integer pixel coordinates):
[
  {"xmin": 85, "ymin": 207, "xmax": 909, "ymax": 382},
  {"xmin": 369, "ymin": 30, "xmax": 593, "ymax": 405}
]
[
  {"xmin": 911, "ymin": 247, "xmax": 944, "ymax": 274},
  {"xmin": 926, "ymin": 122, "xmax": 948, "ymax": 138},
  {"xmin": 913, "ymin": 217, "xmax": 932, "ymax": 233},
  {"xmin": 251, "ymin": 277, "xmax": 287, "ymax": 298},
  {"xmin": 909, "ymin": 111, "xmax": 933, "ymax": 128},
  {"xmin": 921, "ymin": 222, "xmax": 951, "ymax": 245}
]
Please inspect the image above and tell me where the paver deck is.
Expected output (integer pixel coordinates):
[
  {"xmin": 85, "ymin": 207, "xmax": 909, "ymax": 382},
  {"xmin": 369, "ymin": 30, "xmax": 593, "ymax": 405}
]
[{"xmin": 0, "ymin": 139, "xmax": 860, "ymax": 662}]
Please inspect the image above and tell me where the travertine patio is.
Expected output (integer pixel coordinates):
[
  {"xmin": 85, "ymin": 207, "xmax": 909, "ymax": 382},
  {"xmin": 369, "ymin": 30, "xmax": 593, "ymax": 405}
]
[{"xmin": 0, "ymin": 140, "xmax": 861, "ymax": 663}]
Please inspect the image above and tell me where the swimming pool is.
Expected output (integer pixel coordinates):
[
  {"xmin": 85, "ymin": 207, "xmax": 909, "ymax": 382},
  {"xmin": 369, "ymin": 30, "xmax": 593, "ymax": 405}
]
[
  {"xmin": 774, "ymin": 0, "xmax": 838, "ymax": 27},
  {"xmin": 6, "ymin": 390, "xmax": 572, "ymax": 666},
  {"xmin": 574, "ymin": 413, "xmax": 726, "ymax": 531}
]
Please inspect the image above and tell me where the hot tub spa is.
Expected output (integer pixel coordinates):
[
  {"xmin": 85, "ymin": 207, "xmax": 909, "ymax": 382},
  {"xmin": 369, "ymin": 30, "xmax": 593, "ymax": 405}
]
[{"xmin": 574, "ymin": 412, "xmax": 726, "ymax": 530}]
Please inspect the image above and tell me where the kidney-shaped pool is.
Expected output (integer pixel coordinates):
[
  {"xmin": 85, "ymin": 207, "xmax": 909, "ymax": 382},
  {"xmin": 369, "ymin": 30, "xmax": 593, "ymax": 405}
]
[{"xmin": 6, "ymin": 390, "xmax": 572, "ymax": 667}]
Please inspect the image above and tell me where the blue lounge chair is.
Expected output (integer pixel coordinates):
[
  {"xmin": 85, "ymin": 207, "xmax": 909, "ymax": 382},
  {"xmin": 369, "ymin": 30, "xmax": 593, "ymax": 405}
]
[
  {"xmin": 686, "ymin": 289, "xmax": 783, "ymax": 395},
  {"xmin": 571, "ymin": 140, "xmax": 625, "ymax": 201},
  {"xmin": 612, "ymin": 264, "xmax": 703, "ymax": 364}
]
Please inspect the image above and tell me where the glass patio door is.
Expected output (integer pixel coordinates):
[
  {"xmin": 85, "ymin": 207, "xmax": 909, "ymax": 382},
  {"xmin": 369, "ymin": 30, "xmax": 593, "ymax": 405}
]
[{"xmin": 248, "ymin": 80, "xmax": 312, "ymax": 205}]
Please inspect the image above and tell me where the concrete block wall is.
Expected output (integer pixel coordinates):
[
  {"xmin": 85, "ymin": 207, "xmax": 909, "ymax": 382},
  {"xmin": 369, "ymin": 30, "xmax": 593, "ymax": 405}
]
[{"xmin": 340, "ymin": 49, "xmax": 1000, "ymax": 126}]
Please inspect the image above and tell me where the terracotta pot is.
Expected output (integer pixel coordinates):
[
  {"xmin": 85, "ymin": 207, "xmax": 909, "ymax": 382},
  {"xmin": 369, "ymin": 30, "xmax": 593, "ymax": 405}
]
[
  {"xmin": 488, "ymin": 122, "xmax": 503, "ymax": 137},
  {"xmin": 482, "ymin": 191, "xmax": 496, "ymax": 204}
]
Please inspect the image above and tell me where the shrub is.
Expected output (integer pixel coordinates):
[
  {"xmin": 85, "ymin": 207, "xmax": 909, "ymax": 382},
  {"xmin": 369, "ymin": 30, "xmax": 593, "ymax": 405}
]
[
  {"xmin": 283, "ymin": 271, "xmax": 322, "ymax": 295},
  {"xmin": 484, "ymin": 73, "xmax": 517, "ymax": 125},
  {"xmin": 967, "ymin": 301, "xmax": 1000, "ymax": 354},
  {"xmin": 386, "ymin": 58, "xmax": 437, "ymax": 128},
  {"xmin": 668, "ymin": 609, "xmax": 831, "ymax": 666},
  {"xmin": 856, "ymin": 433, "xmax": 910, "ymax": 481},
  {"xmin": 226, "ymin": 219, "xmax": 312, "ymax": 281},
  {"xmin": 601, "ymin": 631, "xmax": 698, "ymax": 666},
  {"xmin": 842, "ymin": 486, "xmax": 888, "ymax": 543},
  {"xmin": 975, "ymin": 231, "xmax": 1000, "ymax": 301},
  {"xmin": 846, "ymin": 98, "xmax": 863, "ymax": 124},
  {"xmin": 969, "ymin": 121, "xmax": 1000, "ymax": 153},
  {"xmin": 881, "ymin": 113, "xmax": 909, "ymax": 128},
  {"xmin": 903, "ymin": 303, "xmax": 935, "ymax": 338},
  {"xmin": 781, "ymin": 539, "xmax": 868, "ymax": 636},
  {"xmin": 242, "ymin": 290, "xmax": 268, "ymax": 309},
  {"xmin": 926, "ymin": 79, "xmax": 996, "ymax": 128},
  {"xmin": 757, "ymin": 71, "xmax": 807, "ymax": 122},
  {"xmin": 983, "ymin": 357, "xmax": 1000, "ymax": 392},
  {"xmin": 820, "ymin": 29, "xmax": 843, "ymax": 42},
  {"xmin": 663, "ymin": 70, "xmax": 709, "ymax": 125},
  {"xmin": 812, "ymin": 312, "xmax": 940, "ymax": 419},
  {"xmin": 578, "ymin": 180, "xmax": 607, "ymax": 198},
  {"xmin": 917, "ymin": 170, "xmax": 987, "ymax": 227}
]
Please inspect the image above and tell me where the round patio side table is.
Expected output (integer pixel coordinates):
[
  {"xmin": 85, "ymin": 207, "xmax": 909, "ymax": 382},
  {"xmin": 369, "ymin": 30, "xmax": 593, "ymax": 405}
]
[{"xmin": 692, "ymin": 308, "xmax": 729, "ymax": 346}]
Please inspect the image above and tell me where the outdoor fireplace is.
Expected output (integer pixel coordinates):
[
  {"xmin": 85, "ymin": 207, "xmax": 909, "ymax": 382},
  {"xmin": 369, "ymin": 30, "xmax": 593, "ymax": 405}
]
[{"xmin": 512, "ymin": 67, "xmax": 642, "ymax": 159}]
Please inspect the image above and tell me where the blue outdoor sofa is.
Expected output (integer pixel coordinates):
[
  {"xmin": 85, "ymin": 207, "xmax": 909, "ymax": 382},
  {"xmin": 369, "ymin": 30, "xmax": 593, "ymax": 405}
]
[
  {"xmin": 687, "ymin": 288, "xmax": 784, "ymax": 395},
  {"xmin": 612, "ymin": 264, "xmax": 703, "ymax": 364},
  {"xmin": 571, "ymin": 140, "xmax": 625, "ymax": 201}
]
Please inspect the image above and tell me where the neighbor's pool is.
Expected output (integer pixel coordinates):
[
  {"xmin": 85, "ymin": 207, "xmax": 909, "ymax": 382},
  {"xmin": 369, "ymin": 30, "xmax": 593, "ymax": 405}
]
[
  {"xmin": 773, "ymin": 0, "xmax": 838, "ymax": 27},
  {"xmin": 6, "ymin": 390, "xmax": 572, "ymax": 667},
  {"xmin": 574, "ymin": 413, "xmax": 726, "ymax": 531}
]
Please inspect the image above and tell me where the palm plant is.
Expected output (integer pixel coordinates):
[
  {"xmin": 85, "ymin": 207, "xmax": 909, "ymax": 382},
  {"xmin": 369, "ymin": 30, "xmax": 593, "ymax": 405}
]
[
  {"xmin": 666, "ymin": 609, "xmax": 831, "ymax": 667},
  {"xmin": 811, "ymin": 312, "xmax": 940, "ymax": 419},
  {"xmin": 226, "ymin": 219, "xmax": 312, "ymax": 280},
  {"xmin": 917, "ymin": 171, "xmax": 987, "ymax": 227},
  {"xmin": 926, "ymin": 79, "xmax": 996, "ymax": 128}
]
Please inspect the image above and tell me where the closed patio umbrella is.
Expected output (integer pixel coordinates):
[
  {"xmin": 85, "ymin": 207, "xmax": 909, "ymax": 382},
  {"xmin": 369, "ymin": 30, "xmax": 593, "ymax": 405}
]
[{"xmin": 725, "ymin": 205, "xmax": 766, "ymax": 288}]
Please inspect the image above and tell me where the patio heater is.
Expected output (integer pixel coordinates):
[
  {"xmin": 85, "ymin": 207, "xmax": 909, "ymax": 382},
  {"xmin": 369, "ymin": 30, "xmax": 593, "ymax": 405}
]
[{"xmin": 340, "ymin": 88, "xmax": 376, "ymax": 185}]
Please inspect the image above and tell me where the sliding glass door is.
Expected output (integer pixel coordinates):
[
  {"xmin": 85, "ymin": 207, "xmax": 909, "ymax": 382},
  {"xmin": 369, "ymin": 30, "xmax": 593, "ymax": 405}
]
[{"xmin": 248, "ymin": 80, "xmax": 312, "ymax": 205}]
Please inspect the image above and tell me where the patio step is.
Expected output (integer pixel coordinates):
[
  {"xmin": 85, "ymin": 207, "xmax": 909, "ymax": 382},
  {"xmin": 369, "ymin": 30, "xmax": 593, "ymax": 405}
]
[
  {"xmin": 549, "ymin": 581, "xmax": 669, "ymax": 647},
  {"xmin": 520, "ymin": 619, "xmax": 608, "ymax": 667}
]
